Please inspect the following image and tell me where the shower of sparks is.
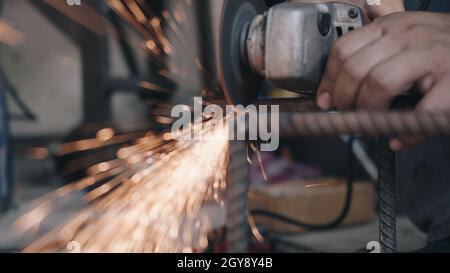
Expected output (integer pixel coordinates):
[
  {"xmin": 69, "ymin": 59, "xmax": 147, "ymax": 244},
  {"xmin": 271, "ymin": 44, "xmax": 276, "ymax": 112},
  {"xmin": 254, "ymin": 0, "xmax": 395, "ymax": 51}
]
[
  {"xmin": 9, "ymin": 0, "xmax": 237, "ymax": 253},
  {"xmin": 15, "ymin": 119, "xmax": 230, "ymax": 253}
]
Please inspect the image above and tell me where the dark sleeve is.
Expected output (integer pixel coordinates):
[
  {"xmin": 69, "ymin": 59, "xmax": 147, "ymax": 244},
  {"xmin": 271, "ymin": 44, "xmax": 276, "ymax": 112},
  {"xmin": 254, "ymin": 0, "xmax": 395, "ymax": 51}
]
[{"xmin": 405, "ymin": 0, "xmax": 450, "ymax": 11}]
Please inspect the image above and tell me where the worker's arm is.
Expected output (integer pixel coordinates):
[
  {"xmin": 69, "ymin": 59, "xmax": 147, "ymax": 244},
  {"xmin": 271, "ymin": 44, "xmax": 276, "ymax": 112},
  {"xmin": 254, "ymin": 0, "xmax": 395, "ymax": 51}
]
[{"xmin": 316, "ymin": 11, "xmax": 450, "ymax": 150}]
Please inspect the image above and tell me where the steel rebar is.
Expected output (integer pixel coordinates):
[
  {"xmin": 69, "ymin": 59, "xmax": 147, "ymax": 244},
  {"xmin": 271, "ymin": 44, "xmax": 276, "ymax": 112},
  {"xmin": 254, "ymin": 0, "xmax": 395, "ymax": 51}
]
[
  {"xmin": 378, "ymin": 139, "xmax": 397, "ymax": 253},
  {"xmin": 280, "ymin": 111, "xmax": 450, "ymax": 138},
  {"xmin": 226, "ymin": 141, "xmax": 250, "ymax": 253}
]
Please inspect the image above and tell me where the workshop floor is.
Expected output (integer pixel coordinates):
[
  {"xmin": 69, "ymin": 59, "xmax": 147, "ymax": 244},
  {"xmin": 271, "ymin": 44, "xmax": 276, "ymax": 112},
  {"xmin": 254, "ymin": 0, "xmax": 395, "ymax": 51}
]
[
  {"xmin": 0, "ymin": 140, "xmax": 427, "ymax": 253},
  {"xmin": 269, "ymin": 217, "xmax": 427, "ymax": 253}
]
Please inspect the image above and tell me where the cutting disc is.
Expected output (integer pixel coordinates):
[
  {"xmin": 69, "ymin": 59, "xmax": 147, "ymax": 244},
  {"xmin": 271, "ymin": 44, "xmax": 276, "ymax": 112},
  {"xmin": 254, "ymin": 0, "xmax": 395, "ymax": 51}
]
[{"xmin": 218, "ymin": 0, "xmax": 266, "ymax": 105}]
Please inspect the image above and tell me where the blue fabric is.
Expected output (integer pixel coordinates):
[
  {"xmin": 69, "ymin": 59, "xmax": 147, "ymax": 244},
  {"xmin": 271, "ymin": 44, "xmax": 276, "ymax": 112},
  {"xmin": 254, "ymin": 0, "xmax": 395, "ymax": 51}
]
[
  {"xmin": 405, "ymin": 0, "xmax": 450, "ymax": 11},
  {"xmin": 397, "ymin": 140, "xmax": 450, "ymax": 242},
  {"xmin": 397, "ymin": 1, "xmax": 450, "ymax": 242},
  {"xmin": 0, "ymin": 83, "xmax": 12, "ymax": 210}
]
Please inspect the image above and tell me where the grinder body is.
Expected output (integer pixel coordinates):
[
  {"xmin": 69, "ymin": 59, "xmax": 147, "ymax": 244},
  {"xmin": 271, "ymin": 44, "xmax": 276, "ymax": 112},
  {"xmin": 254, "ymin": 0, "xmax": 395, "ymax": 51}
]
[
  {"xmin": 219, "ymin": 1, "xmax": 364, "ymax": 104},
  {"xmin": 245, "ymin": 2, "xmax": 364, "ymax": 92}
]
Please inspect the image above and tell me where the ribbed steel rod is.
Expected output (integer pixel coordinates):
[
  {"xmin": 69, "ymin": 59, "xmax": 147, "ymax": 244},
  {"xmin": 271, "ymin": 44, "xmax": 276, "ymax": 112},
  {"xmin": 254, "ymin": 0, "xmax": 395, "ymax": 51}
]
[
  {"xmin": 280, "ymin": 111, "xmax": 450, "ymax": 138},
  {"xmin": 226, "ymin": 141, "xmax": 250, "ymax": 253},
  {"xmin": 378, "ymin": 139, "xmax": 397, "ymax": 253}
]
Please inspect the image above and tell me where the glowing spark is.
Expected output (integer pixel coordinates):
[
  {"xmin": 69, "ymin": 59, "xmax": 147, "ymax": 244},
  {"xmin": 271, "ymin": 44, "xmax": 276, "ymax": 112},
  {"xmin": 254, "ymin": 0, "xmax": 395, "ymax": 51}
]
[
  {"xmin": 28, "ymin": 147, "xmax": 49, "ymax": 160},
  {"xmin": 96, "ymin": 128, "xmax": 115, "ymax": 142},
  {"xmin": 304, "ymin": 182, "xmax": 332, "ymax": 188},
  {"xmin": 146, "ymin": 40, "xmax": 156, "ymax": 50}
]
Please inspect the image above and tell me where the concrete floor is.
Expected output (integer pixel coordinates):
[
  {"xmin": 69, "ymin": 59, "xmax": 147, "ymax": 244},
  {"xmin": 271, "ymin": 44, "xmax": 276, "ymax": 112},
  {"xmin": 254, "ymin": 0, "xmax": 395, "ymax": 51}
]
[
  {"xmin": 0, "ymin": 141, "xmax": 427, "ymax": 253},
  {"xmin": 269, "ymin": 217, "xmax": 427, "ymax": 253}
]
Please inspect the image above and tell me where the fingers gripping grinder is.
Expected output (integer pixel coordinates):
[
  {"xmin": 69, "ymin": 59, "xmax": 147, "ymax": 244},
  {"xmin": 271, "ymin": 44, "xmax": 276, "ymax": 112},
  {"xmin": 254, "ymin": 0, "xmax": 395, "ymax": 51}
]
[{"xmin": 218, "ymin": 0, "xmax": 364, "ymax": 105}]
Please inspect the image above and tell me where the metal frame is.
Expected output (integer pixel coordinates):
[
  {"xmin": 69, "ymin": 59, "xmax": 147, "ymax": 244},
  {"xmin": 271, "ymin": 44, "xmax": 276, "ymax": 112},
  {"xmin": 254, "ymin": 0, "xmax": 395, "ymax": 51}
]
[
  {"xmin": 0, "ymin": 76, "xmax": 12, "ymax": 212},
  {"xmin": 30, "ymin": 0, "xmax": 112, "ymax": 123},
  {"xmin": 0, "ymin": 0, "xmax": 12, "ymax": 212},
  {"xmin": 30, "ymin": 0, "xmax": 170, "ymax": 124}
]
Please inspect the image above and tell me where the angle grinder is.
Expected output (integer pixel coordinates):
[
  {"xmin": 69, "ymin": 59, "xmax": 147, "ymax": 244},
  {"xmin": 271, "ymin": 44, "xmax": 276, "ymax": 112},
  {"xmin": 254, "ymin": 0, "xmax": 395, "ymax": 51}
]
[{"xmin": 218, "ymin": 0, "xmax": 364, "ymax": 105}]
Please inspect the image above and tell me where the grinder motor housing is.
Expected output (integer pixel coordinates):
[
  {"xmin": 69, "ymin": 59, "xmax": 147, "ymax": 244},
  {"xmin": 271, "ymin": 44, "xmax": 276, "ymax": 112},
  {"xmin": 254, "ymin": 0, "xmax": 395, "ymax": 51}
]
[
  {"xmin": 218, "ymin": 1, "xmax": 364, "ymax": 105},
  {"xmin": 243, "ymin": 2, "xmax": 364, "ymax": 93}
]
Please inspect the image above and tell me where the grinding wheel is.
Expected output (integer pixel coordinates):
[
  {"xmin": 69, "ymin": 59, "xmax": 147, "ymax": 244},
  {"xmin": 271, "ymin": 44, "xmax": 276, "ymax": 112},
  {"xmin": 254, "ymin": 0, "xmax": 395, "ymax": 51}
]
[{"xmin": 218, "ymin": 0, "xmax": 266, "ymax": 105}]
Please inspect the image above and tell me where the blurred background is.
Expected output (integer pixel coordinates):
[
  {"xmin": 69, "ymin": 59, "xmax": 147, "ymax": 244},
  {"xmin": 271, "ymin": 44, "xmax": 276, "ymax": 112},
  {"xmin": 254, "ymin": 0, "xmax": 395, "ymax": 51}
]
[{"xmin": 0, "ymin": 0, "xmax": 441, "ymax": 253}]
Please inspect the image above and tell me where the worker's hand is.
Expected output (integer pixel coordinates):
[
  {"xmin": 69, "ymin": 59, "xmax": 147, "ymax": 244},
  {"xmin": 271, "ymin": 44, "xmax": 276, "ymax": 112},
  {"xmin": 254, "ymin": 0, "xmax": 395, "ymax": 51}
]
[
  {"xmin": 316, "ymin": 12, "xmax": 450, "ymax": 150},
  {"xmin": 295, "ymin": 0, "xmax": 404, "ymax": 21}
]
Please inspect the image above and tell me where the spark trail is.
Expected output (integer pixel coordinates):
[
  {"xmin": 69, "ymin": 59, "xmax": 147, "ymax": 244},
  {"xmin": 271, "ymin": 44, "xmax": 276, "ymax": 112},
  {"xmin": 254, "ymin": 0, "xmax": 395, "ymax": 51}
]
[{"xmin": 16, "ymin": 120, "xmax": 230, "ymax": 253}]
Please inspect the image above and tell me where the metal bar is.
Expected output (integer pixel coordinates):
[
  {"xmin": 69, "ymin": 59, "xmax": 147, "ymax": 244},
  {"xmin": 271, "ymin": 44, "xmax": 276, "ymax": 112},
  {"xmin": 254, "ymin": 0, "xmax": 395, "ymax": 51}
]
[
  {"xmin": 32, "ymin": 1, "xmax": 112, "ymax": 123},
  {"xmin": 226, "ymin": 141, "xmax": 250, "ymax": 253},
  {"xmin": 279, "ymin": 111, "xmax": 450, "ymax": 138},
  {"xmin": 0, "ymin": 76, "xmax": 12, "ymax": 212},
  {"xmin": 108, "ymin": 11, "xmax": 140, "ymax": 77},
  {"xmin": 29, "ymin": 0, "xmax": 87, "ymax": 45},
  {"xmin": 194, "ymin": 0, "xmax": 219, "ymax": 95},
  {"xmin": 378, "ymin": 139, "xmax": 397, "ymax": 253},
  {"xmin": 254, "ymin": 97, "xmax": 319, "ymax": 113},
  {"xmin": 80, "ymin": 31, "xmax": 111, "ymax": 122}
]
